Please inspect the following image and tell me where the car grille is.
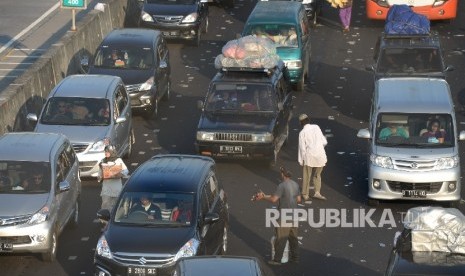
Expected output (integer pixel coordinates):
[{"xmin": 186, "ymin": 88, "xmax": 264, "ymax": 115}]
[
  {"xmin": 393, "ymin": 159, "xmax": 436, "ymax": 171},
  {"xmin": 387, "ymin": 181, "xmax": 443, "ymax": 193},
  {"xmin": 0, "ymin": 215, "xmax": 31, "ymax": 227},
  {"xmin": 73, "ymin": 144, "xmax": 88, "ymax": 153},
  {"xmin": 125, "ymin": 84, "xmax": 141, "ymax": 93},
  {"xmin": 112, "ymin": 252, "xmax": 175, "ymax": 267},
  {"xmin": 214, "ymin": 133, "xmax": 252, "ymax": 142},
  {"xmin": 153, "ymin": 15, "xmax": 183, "ymax": 24},
  {"xmin": 79, "ymin": 161, "xmax": 98, "ymax": 172},
  {"xmin": 0, "ymin": 236, "xmax": 32, "ymax": 244}
]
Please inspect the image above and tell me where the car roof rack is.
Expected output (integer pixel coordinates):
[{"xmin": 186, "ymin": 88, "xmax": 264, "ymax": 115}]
[
  {"xmin": 382, "ymin": 31, "xmax": 438, "ymax": 39},
  {"xmin": 220, "ymin": 60, "xmax": 285, "ymax": 75}
]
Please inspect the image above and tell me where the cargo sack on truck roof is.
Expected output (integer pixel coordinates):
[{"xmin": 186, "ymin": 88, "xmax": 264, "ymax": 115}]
[{"xmin": 385, "ymin": 4, "xmax": 430, "ymax": 35}]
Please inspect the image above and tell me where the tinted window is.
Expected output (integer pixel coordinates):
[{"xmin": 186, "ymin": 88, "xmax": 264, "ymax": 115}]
[
  {"xmin": 0, "ymin": 161, "xmax": 51, "ymax": 194},
  {"xmin": 378, "ymin": 48, "xmax": 443, "ymax": 74},
  {"xmin": 206, "ymin": 84, "xmax": 275, "ymax": 112},
  {"xmin": 245, "ymin": 24, "xmax": 298, "ymax": 47},
  {"xmin": 115, "ymin": 86, "xmax": 128, "ymax": 116},
  {"xmin": 94, "ymin": 46, "xmax": 154, "ymax": 70}
]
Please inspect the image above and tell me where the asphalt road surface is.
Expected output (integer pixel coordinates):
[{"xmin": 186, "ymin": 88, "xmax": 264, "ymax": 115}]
[{"xmin": 1, "ymin": 1, "xmax": 465, "ymax": 275}]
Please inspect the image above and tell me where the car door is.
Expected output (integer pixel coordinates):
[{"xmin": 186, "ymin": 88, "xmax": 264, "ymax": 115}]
[
  {"xmin": 274, "ymin": 78, "xmax": 292, "ymax": 146},
  {"xmin": 203, "ymin": 174, "xmax": 225, "ymax": 254},
  {"xmin": 156, "ymin": 39, "xmax": 170, "ymax": 100},
  {"xmin": 54, "ymin": 147, "xmax": 74, "ymax": 232},
  {"xmin": 113, "ymin": 86, "xmax": 131, "ymax": 156}
]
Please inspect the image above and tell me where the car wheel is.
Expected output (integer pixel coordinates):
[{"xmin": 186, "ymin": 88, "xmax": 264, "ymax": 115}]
[
  {"xmin": 69, "ymin": 199, "xmax": 80, "ymax": 228},
  {"xmin": 220, "ymin": 226, "xmax": 228, "ymax": 255},
  {"xmin": 162, "ymin": 81, "xmax": 171, "ymax": 102},
  {"xmin": 42, "ymin": 230, "xmax": 57, "ymax": 262},
  {"xmin": 202, "ymin": 17, "xmax": 209, "ymax": 34},
  {"xmin": 144, "ymin": 98, "xmax": 159, "ymax": 120},
  {"xmin": 367, "ymin": 198, "xmax": 379, "ymax": 207},
  {"xmin": 124, "ymin": 129, "xmax": 134, "ymax": 159}
]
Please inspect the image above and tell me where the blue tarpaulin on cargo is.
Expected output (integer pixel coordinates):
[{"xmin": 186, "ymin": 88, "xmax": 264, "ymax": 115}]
[{"xmin": 385, "ymin": 5, "xmax": 430, "ymax": 35}]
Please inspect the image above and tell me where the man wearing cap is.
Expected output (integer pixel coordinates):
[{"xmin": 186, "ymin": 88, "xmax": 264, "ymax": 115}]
[{"xmin": 298, "ymin": 114, "xmax": 327, "ymax": 201}]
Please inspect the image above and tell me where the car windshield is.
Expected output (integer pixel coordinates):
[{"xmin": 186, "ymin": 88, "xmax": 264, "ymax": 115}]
[
  {"xmin": 377, "ymin": 48, "xmax": 443, "ymax": 74},
  {"xmin": 0, "ymin": 161, "xmax": 51, "ymax": 194},
  {"xmin": 114, "ymin": 192, "xmax": 195, "ymax": 227},
  {"xmin": 93, "ymin": 46, "xmax": 154, "ymax": 70},
  {"xmin": 245, "ymin": 24, "xmax": 298, "ymax": 47},
  {"xmin": 146, "ymin": 0, "xmax": 196, "ymax": 4},
  {"xmin": 40, "ymin": 97, "xmax": 111, "ymax": 126},
  {"xmin": 205, "ymin": 84, "xmax": 275, "ymax": 113},
  {"xmin": 375, "ymin": 113, "xmax": 454, "ymax": 147}
]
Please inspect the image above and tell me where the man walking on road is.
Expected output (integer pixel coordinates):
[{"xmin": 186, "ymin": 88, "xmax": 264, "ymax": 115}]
[
  {"xmin": 298, "ymin": 114, "xmax": 328, "ymax": 201},
  {"xmin": 253, "ymin": 167, "xmax": 301, "ymax": 265}
]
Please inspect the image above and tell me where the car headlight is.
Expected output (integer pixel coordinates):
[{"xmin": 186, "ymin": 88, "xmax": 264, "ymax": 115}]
[
  {"xmin": 251, "ymin": 133, "xmax": 273, "ymax": 143},
  {"xmin": 96, "ymin": 235, "xmax": 113, "ymax": 259},
  {"xmin": 174, "ymin": 238, "xmax": 199, "ymax": 262},
  {"xmin": 197, "ymin": 131, "xmax": 215, "ymax": 141},
  {"xmin": 28, "ymin": 206, "xmax": 49, "ymax": 225},
  {"xmin": 436, "ymin": 156, "xmax": 459, "ymax": 170},
  {"xmin": 141, "ymin": 11, "xmax": 154, "ymax": 22},
  {"xmin": 284, "ymin": 60, "xmax": 302, "ymax": 69},
  {"xmin": 139, "ymin": 77, "xmax": 154, "ymax": 91},
  {"xmin": 370, "ymin": 154, "xmax": 393, "ymax": 169},
  {"xmin": 88, "ymin": 139, "xmax": 110, "ymax": 153},
  {"xmin": 182, "ymin": 13, "xmax": 198, "ymax": 23}
]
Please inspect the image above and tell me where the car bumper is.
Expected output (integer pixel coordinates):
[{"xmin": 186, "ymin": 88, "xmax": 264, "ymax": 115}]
[
  {"xmin": 140, "ymin": 22, "xmax": 201, "ymax": 40},
  {"xmin": 0, "ymin": 221, "xmax": 53, "ymax": 253},
  {"xmin": 128, "ymin": 89, "xmax": 154, "ymax": 111},
  {"xmin": 366, "ymin": 0, "xmax": 457, "ymax": 20},
  {"xmin": 287, "ymin": 68, "xmax": 303, "ymax": 84},
  {"xmin": 368, "ymin": 165, "xmax": 461, "ymax": 201},
  {"xmin": 196, "ymin": 141, "xmax": 274, "ymax": 160},
  {"xmin": 77, "ymin": 151, "xmax": 105, "ymax": 178},
  {"xmin": 94, "ymin": 255, "xmax": 176, "ymax": 276}
]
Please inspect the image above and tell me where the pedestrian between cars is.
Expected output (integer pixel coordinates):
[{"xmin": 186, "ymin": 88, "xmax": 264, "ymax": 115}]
[
  {"xmin": 253, "ymin": 166, "xmax": 301, "ymax": 265},
  {"xmin": 97, "ymin": 145, "xmax": 129, "ymax": 211},
  {"xmin": 130, "ymin": 194, "xmax": 162, "ymax": 220},
  {"xmin": 337, "ymin": 0, "xmax": 353, "ymax": 33},
  {"xmin": 298, "ymin": 114, "xmax": 327, "ymax": 201}
]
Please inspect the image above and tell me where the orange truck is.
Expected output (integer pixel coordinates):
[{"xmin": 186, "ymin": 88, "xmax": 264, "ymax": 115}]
[{"xmin": 366, "ymin": 0, "xmax": 458, "ymax": 20}]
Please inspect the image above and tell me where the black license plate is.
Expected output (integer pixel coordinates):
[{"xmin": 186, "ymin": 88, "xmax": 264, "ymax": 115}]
[
  {"xmin": 163, "ymin": 31, "xmax": 178, "ymax": 37},
  {"xmin": 127, "ymin": 267, "xmax": 157, "ymax": 276},
  {"xmin": 220, "ymin": 145, "xmax": 242, "ymax": 153},
  {"xmin": 0, "ymin": 243, "xmax": 13, "ymax": 251},
  {"xmin": 402, "ymin": 190, "xmax": 427, "ymax": 198}
]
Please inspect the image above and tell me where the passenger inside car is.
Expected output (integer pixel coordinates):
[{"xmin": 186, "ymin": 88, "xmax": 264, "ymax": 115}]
[
  {"xmin": 171, "ymin": 200, "xmax": 193, "ymax": 224},
  {"xmin": 129, "ymin": 194, "xmax": 162, "ymax": 220}
]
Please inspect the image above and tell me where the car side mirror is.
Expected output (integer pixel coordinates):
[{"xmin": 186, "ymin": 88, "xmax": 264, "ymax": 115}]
[
  {"xmin": 97, "ymin": 209, "xmax": 111, "ymax": 222},
  {"xmin": 277, "ymin": 102, "xmax": 284, "ymax": 111},
  {"xmin": 445, "ymin": 65, "xmax": 455, "ymax": 72},
  {"xmin": 204, "ymin": 212, "xmax": 220, "ymax": 224},
  {"xmin": 459, "ymin": 130, "xmax": 465, "ymax": 141},
  {"xmin": 58, "ymin": 181, "xmax": 70, "ymax": 193},
  {"xmin": 159, "ymin": 60, "xmax": 168, "ymax": 69},
  {"xmin": 357, "ymin": 128, "xmax": 371, "ymax": 139},
  {"xmin": 80, "ymin": 56, "xmax": 89, "ymax": 74},
  {"xmin": 365, "ymin": 65, "xmax": 374, "ymax": 72},
  {"xmin": 197, "ymin": 100, "xmax": 204, "ymax": 110},
  {"xmin": 116, "ymin": 116, "xmax": 127, "ymax": 124},
  {"xmin": 27, "ymin": 113, "xmax": 38, "ymax": 122}
]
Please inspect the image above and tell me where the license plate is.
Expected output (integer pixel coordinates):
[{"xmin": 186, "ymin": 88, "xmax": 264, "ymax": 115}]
[
  {"xmin": 402, "ymin": 190, "xmax": 427, "ymax": 198},
  {"xmin": 163, "ymin": 31, "xmax": 178, "ymax": 36},
  {"xmin": 220, "ymin": 145, "xmax": 242, "ymax": 153},
  {"xmin": 0, "ymin": 243, "xmax": 13, "ymax": 251},
  {"xmin": 127, "ymin": 267, "xmax": 157, "ymax": 276}
]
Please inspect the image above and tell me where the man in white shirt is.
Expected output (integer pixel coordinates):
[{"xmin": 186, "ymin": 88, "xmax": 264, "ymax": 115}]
[{"xmin": 298, "ymin": 114, "xmax": 327, "ymax": 201}]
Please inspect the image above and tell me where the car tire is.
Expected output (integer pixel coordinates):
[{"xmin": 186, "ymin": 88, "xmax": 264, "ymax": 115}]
[
  {"xmin": 124, "ymin": 129, "xmax": 134, "ymax": 159},
  {"xmin": 42, "ymin": 230, "xmax": 57, "ymax": 262},
  {"xmin": 220, "ymin": 226, "xmax": 228, "ymax": 255},
  {"xmin": 367, "ymin": 198, "xmax": 379, "ymax": 207},
  {"xmin": 69, "ymin": 198, "xmax": 80, "ymax": 229},
  {"xmin": 162, "ymin": 81, "xmax": 171, "ymax": 102},
  {"xmin": 202, "ymin": 17, "xmax": 209, "ymax": 34}
]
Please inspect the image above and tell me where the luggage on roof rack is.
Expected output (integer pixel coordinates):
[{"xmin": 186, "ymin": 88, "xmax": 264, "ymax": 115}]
[{"xmin": 385, "ymin": 4, "xmax": 430, "ymax": 35}]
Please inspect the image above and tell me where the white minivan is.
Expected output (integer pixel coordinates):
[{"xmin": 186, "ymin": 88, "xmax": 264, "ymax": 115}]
[{"xmin": 357, "ymin": 77, "xmax": 465, "ymax": 206}]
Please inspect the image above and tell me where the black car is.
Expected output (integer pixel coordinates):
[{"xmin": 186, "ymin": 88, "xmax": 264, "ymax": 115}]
[
  {"xmin": 173, "ymin": 256, "xmax": 264, "ymax": 276},
  {"xmin": 94, "ymin": 154, "xmax": 229, "ymax": 276},
  {"xmin": 367, "ymin": 32, "xmax": 454, "ymax": 80},
  {"xmin": 195, "ymin": 61, "xmax": 293, "ymax": 165},
  {"xmin": 82, "ymin": 28, "xmax": 171, "ymax": 119},
  {"xmin": 140, "ymin": 0, "xmax": 209, "ymax": 46}
]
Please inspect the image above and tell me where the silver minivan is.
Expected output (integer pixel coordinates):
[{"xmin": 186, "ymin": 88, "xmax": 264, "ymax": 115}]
[
  {"xmin": 357, "ymin": 78, "xmax": 465, "ymax": 206},
  {"xmin": 0, "ymin": 132, "xmax": 81, "ymax": 261},
  {"xmin": 27, "ymin": 75, "xmax": 134, "ymax": 178}
]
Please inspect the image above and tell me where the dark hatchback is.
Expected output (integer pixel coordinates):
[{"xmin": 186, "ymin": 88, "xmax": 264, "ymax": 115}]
[
  {"xmin": 196, "ymin": 61, "xmax": 293, "ymax": 165},
  {"xmin": 82, "ymin": 28, "xmax": 171, "ymax": 119},
  {"xmin": 94, "ymin": 154, "xmax": 229, "ymax": 276},
  {"xmin": 173, "ymin": 256, "xmax": 264, "ymax": 276},
  {"xmin": 140, "ymin": 0, "xmax": 209, "ymax": 46},
  {"xmin": 367, "ymin": 32, "xmax": 453, "ymax": 80}
]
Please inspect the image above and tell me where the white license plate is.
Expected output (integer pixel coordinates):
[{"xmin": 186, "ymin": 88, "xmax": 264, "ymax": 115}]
[
  {"xmin": 402, "ymin": 190, "xmax": 427, "ymax": 198},
  {"xmin": 0, "ymin": 243, "xmax": 13, "ymax": 251},
  {"xmin": 220, "ymin": 145, "xmax": 242, "ymax": 153},
  {"xmin": 127, "ymin": 267, "xmax": 157, "ymax": 276}
]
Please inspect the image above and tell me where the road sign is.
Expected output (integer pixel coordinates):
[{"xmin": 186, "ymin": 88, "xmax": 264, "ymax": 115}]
[{"xmin": 61, "ymin": 0, "xmax": 87, "ymax": 9}]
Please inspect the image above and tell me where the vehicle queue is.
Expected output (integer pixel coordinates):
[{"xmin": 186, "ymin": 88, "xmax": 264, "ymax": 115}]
[{"xmin": 0, "ymin": 0, "xmax": 464, "ymax": 275}]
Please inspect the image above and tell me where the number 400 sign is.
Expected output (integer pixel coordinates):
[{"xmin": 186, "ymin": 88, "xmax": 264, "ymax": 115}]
[{"xmin": 61, "ymin": 0, "xmax": 87, "ymax": 9}]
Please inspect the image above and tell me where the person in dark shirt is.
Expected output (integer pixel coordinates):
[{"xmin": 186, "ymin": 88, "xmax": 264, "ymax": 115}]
[{"xmin": 131, "ymin": 194, "xmax": 162, "ymax": 220}]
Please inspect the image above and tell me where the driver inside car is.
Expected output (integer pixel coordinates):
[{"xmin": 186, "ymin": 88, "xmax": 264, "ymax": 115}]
[{"xmin": 130, "ymin": 194, "xmax": 162, "ymax": 220}]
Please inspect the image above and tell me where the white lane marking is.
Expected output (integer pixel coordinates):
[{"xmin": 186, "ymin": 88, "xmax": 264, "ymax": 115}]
[
  {"xmin": 0, "ymin": 68, "xmax": 25, "ymax": 71},
  {"xmin": 12, "ymin": 48, "xmax": 47, "ymax": 51},
  {"xmin": 7, "ymin": 55, "xmax": 42, "ymax": 58},
  {"xmin": 0, "ymin": 2, "xmax": 61, "ymax": 55},
  {"xmin": 0, "ymin": 75, "xmax": 19, "ymax": 78},
  {"xmin": 0, "ymin": 62, "xmax": 34, "ymax": 65},
  {"xmin": 81, "ymin": 237, "xmax": 90, "ymax": 241},
  {"xmin": 68, "ymin": 256, "xmax": 77, "ymax": 260}
]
